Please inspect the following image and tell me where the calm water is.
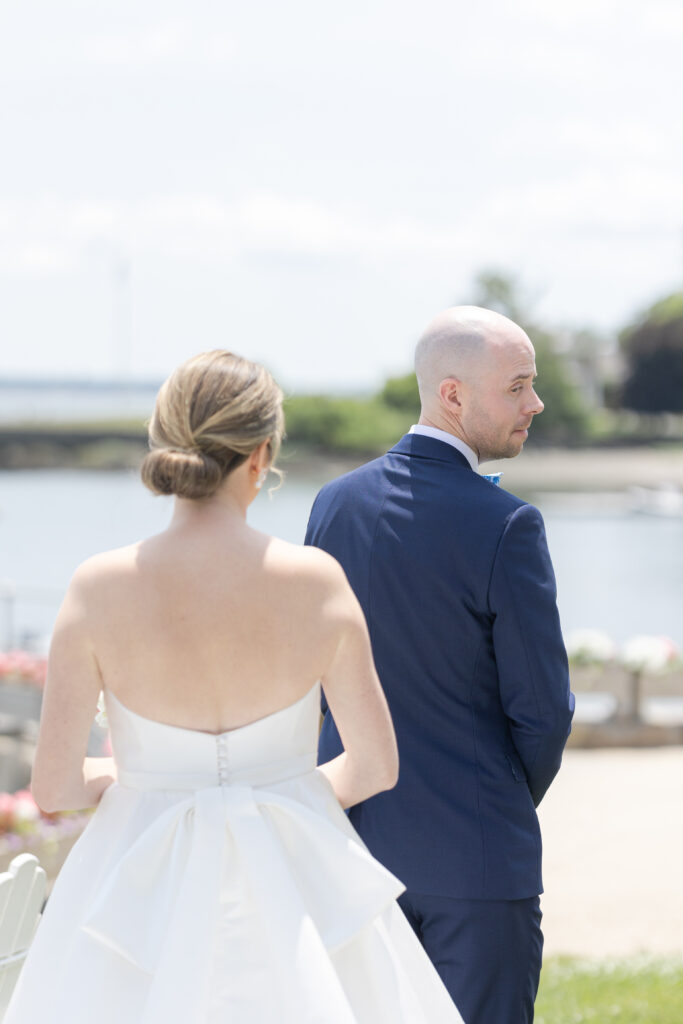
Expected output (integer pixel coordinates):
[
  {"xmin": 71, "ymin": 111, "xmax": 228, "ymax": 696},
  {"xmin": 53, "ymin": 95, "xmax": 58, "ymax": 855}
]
[{"xmin": 0, "ymin": 469, "xmax": 681, "ymax": 652}]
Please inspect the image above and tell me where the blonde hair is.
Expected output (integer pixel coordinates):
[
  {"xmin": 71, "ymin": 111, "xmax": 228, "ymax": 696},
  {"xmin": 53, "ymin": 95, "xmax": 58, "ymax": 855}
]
[{"xmin": 141, "ymin": 350, "xmax": 284, "ymax": 499}]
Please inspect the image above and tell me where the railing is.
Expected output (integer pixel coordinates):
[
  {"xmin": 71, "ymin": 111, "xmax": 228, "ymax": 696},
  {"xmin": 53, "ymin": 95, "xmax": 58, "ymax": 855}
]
[{"xmin": 0, "ymin": 854, "xmax": 46, "ymax": 1018}]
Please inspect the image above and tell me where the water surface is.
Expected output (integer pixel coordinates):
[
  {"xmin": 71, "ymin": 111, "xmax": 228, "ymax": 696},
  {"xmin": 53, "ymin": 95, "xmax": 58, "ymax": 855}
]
[{"xmin": 0, "ymin": 469, "xmax": 680, "ymax": 652}]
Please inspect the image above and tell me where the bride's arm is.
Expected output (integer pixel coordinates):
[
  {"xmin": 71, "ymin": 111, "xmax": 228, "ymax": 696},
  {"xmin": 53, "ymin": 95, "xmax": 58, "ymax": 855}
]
[
  {"xmin": 31, "ymin": 561, "xmax": 116, "ymax": 814},
  {"xmin": 316, "ymin": 559, "xmax": 398, "ymax": 809}
]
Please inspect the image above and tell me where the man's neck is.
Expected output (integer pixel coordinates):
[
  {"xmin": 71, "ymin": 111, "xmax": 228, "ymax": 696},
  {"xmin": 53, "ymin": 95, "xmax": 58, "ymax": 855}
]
[{"xmin": 409, "ymin": 424, "xmax": 479, "ymax": 471}]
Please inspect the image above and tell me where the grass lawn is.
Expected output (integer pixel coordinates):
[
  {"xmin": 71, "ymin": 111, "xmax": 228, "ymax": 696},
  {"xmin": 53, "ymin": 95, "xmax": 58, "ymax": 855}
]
[{"xmin": 536, "ymin": 957, "xmax": 683, "ymax": 1022}]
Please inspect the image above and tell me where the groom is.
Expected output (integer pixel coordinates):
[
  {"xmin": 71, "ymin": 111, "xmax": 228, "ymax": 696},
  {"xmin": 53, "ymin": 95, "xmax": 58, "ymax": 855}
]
[{"xmin": 305, "ymin": 306, "xmax": 574, "ymax": 1023}]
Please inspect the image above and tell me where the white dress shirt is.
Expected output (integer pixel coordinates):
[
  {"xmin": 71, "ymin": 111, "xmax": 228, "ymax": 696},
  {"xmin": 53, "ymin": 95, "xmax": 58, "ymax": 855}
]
[{"xmin": 408, "ymin": 424, "xmax": 479, "ymax": 472}]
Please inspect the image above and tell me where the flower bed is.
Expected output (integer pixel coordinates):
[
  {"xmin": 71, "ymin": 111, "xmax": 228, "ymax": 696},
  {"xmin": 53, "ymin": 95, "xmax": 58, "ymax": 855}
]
[
  {"xmin": 0, "ymin": 650, "xmax": 47, "ymax": 688},
  {"xmin": 0, "ymin": 656, "xmax": 92, "ymax": 885},
  {"xmin": 0, "ymin": 787, "xmax": 91, "ymax": 888},
  {"xmin": 565, "ymin": 630, "xmax": 680, "ymax": 675},
  {"xmin": 565, "ymin": 631, "xmax": 683, "ymax": 746}
]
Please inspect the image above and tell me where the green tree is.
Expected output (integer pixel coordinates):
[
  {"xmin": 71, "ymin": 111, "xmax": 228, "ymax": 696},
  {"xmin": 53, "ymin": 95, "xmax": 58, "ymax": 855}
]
[
  {"xmin": 527, "ymin": 328, "xmax": 591, "ymax": 443},
  {"xmin": 620, "ymin": 292, "xmax": 683, "ymax": 413},
  {"xmin": 283, "ymin": 395, "xmax": 410, "ymax": 454},
  {"xmin": 379, "ymin": 372, "xmax": 420, "ymax": 415},
  {"xmin": 470, "ymin": 269, "xmax": 529, "ymax": 323}
]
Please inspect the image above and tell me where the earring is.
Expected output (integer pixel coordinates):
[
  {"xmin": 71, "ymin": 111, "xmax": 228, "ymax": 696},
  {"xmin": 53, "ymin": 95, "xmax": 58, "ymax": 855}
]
[{"xmin": 254, "ymin": 469, "xmax": 267, "ymax": 490}]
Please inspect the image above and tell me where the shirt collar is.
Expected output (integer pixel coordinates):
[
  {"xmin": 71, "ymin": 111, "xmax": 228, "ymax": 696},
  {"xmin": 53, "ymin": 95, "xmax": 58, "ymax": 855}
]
[{"xmin": 408, "ymin": 424, "xmax": 479, "ymax": 472}]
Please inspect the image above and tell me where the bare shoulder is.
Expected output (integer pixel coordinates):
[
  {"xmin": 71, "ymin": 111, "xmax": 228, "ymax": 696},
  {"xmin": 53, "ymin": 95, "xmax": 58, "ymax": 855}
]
[
  {"xmin": 265, "ymin": 537, "xmax": 348, "ymax": 590},
  {"xmin": 67, "ymin": 543, "xmax": 141, "ymax": 597},
  {"xmin": 294, "ymin": 544, "xmax": 348, "ymax": 588}
]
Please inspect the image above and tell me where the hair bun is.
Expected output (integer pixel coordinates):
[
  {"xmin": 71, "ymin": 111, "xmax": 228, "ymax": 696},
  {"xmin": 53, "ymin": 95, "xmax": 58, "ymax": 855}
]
[
  {"xmin": 142, "ymin": 350, "xmax": 284, "ymax": 500},
  {"xmin": 140, "ymin": 447, "xmax": 223, "ymax": 499}
]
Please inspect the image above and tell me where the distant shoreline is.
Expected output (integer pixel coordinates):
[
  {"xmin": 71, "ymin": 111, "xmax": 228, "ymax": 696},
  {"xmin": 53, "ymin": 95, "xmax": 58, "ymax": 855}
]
[
  {"xmin": 1, "ymin": 424, "xmax": 682, "ymax": 493},
  {"xmin": 272, "ymin": 443, "xmax": 683, "ymax": 495}
]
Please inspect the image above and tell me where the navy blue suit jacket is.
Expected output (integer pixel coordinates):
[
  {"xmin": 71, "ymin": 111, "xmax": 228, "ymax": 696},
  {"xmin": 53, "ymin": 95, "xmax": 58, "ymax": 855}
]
[{"xmin": 305, "ymin": 433, "xmax": 574, "ymax": 901}]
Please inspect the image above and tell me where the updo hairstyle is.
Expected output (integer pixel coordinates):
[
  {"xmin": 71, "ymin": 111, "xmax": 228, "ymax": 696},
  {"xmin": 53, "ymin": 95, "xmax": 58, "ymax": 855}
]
[{"xmin": 141, "ymin": 350, "xmax": 284, "ymax": 499}]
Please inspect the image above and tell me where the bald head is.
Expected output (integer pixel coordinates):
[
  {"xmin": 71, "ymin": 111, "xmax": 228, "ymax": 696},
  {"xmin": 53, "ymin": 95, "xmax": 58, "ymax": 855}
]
[
  {"xmin": 413, "ymin": 305, "xmax": 543, "ymax": 462},
  {"xmin": 414, "ymin": 306, "xmax": 528, "ymax": 403}
]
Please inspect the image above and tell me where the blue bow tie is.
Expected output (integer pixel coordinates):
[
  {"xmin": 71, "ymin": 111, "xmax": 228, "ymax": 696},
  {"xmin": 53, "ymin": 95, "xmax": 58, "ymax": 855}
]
[{"xmin": 482, "ymin": 472, "xmax": 503, "ymax": 486}]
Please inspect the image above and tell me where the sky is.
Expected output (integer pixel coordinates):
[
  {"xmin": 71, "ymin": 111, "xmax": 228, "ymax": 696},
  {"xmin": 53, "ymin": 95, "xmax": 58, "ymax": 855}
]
[{"xmin": 1, "ymin": 0, "xmax": 682, "ymax": 392}]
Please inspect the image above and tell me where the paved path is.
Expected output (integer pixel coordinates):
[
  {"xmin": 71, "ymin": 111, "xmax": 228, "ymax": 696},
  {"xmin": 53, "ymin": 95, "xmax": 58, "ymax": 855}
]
[{"xmin": 538, "ymin": 747, "xmax": 683, "ymax": 957}]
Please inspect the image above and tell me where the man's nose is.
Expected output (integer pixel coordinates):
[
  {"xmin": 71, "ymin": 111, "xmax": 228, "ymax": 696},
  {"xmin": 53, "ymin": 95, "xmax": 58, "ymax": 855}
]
[{"xmin": 528, "ymin": 389, "xmax": 544, "ymax": 415}]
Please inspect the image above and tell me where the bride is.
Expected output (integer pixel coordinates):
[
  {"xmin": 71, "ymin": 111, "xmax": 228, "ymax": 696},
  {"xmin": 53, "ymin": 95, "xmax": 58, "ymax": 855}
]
[{"xmin": 5, "ymin": 351, "xmax": 463, "ymax": 1023}]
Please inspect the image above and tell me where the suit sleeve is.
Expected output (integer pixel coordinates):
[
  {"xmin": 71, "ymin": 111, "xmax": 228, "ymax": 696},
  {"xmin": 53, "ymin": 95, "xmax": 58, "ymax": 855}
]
[
  {"xmin": 303, "ymin": 507, "xmax": 316, "ymax": 548},
  {"xmin": 304, "ymin": 488, "xmax": 326, "ymax": 548},
  {"xmin": 304, "ymin": 487, "xmax": 329, "ymax": 716},
  {"xmin": 488, "ymin": 503, "xmax": 575, "ymax": 806}
]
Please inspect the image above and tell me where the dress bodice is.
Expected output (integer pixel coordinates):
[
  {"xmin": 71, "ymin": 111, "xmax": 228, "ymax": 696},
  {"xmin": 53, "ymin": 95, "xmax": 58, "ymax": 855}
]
[{"xmin": 105, "ymin": 683, "xmax": 321, "ymax": 790}]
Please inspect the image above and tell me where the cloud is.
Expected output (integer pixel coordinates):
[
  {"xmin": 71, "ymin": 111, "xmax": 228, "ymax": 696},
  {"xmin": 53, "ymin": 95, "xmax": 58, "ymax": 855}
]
[
  {"xmin": 0, "ymin": 194, "xmax": 448, "ymax": 273},
  {"xmin": 235, "ymin": 194, "xmax": 472, "ymax": 258},
  {"xmin": 641, "ymin": 1, "xmax": 683, "ymax": 36},
  {"xmin": 517, "ymin": 0, "xmax": 683, "ymax": 34},
  {"xmin": 0, "ymin": 19, "xmax": 236, "ymax": 73},
  {"xmin": 0, "ymin": 198, "xmax": 120, "ymax": 274},
  {"xmin": 1, "ymin": 165, "xmax": 681, "ymax": 280},
  {"xmin": 84, "ymin": 20, "xmax": 187, "ymax": 64},
  {"xmin": 82, "ymin": 20, "xmax": 237, "ymax": 66},
  {"xmin": 484, "ymin": 167, "xmax": 683, "ymax": 235},
  {"xmin": 0, "ymin": 190, "xmax": 511, "ymax": 278},
  {"xmin": 552, "ymin": 119, "xmax": 669, "ymax": 162},
  {"xmin": 517, "ymin": 0, "xmax": 622, "ymax": 27}
]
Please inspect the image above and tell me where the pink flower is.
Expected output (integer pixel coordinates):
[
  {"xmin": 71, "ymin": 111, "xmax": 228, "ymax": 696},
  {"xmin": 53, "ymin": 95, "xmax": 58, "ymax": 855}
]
[
  {"xmin": 0, "ymin": 649, "xmax": 48, "ymax": 686},
  {"xmin": 7, "ymin": 651, "xmax": 32, "ymax": 674},
  {"xmin": 0, "ymin": 792, "xmax": 15, "ymax": 832},
  {"xmin": 11, "ymin": 790, "xmax": 40, "ymax": 834}
]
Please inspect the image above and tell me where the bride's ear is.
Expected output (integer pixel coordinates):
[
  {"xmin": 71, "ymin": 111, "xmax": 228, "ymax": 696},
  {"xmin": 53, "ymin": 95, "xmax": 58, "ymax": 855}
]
[
  {"xmin": 254, "ymin": 438, "xmax": 272, "ymax": 470},
  {"xmin": 247, "ymin": 439, "xmax": 271, "ymax": 484}
]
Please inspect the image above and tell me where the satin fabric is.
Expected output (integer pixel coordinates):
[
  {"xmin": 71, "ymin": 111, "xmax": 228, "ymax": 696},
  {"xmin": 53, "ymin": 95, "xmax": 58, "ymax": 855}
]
[{"xmin": 5, "ymin": 683, "xmax": 463, "ymax": 1023}]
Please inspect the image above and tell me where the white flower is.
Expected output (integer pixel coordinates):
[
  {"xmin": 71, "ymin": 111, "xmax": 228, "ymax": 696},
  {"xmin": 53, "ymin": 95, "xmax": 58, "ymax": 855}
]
[
  {"xmin": 95, "ymin": 691, "xmax": 109, "ymax": 729},
  {"xmin": 12, "ymin": 794, "xmax": 40, "ymax": 827},
  {"xmin": 620, "ymin": 635, "xmax": 679, "ymax": 674},
  {"xmin": 565, "ymin": 629, "xmax": 616, "ymax": 666}
]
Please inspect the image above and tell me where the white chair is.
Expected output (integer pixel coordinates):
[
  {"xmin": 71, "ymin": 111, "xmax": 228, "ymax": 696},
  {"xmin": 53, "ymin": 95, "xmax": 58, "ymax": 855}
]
[{"xmin": 0, "ymin": 854, "xmax": 46, "ymax": 1018}]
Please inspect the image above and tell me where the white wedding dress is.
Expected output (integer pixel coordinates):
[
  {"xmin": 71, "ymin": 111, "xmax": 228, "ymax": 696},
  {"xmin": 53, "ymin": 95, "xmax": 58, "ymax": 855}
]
[{"xmin": 6, "ymin": 682, "xmax": 463, "ymax": 1023}]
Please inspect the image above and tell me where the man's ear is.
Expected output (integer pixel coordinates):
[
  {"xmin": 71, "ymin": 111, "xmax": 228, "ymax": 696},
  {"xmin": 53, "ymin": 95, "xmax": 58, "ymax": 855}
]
[{"xmin": 439, "ymin": 377, "xmax": 463, "ymax": 410}]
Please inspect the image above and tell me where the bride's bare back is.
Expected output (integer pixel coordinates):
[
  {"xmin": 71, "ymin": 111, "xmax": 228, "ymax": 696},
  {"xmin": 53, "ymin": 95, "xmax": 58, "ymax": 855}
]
[{"xmin": 85, "ymin": 518, "xmax": 350, "ymax": 733}]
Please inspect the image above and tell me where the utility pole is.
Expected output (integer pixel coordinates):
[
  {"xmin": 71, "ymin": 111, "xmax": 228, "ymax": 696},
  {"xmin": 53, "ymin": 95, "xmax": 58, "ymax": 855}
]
[{"xmin": 112, "ymin": 255, "xmax": 133, "ymax": 383}]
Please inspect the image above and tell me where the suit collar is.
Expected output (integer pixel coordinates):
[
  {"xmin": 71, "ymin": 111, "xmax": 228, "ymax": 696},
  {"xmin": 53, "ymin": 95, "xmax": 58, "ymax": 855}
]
[
  {"xmin": 408, "ymin": 424, "xmax": 478, "ymax": 471},
  {"xmin": 388, "ymin": 432, "xmax": 474, "ymax": 471}
]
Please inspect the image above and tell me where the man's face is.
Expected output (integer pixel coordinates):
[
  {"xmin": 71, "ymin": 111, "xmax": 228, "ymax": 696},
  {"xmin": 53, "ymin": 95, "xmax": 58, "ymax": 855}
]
[{"xmin": 460, "ymin": 333, "xmax": 544, "ymax": 462}]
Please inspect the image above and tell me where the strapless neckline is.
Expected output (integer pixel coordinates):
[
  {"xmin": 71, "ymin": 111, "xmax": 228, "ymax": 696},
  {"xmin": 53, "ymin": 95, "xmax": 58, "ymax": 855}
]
[{"xmin": 104, "ymin": 680, "xmax": 321, "ymax": 739}]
